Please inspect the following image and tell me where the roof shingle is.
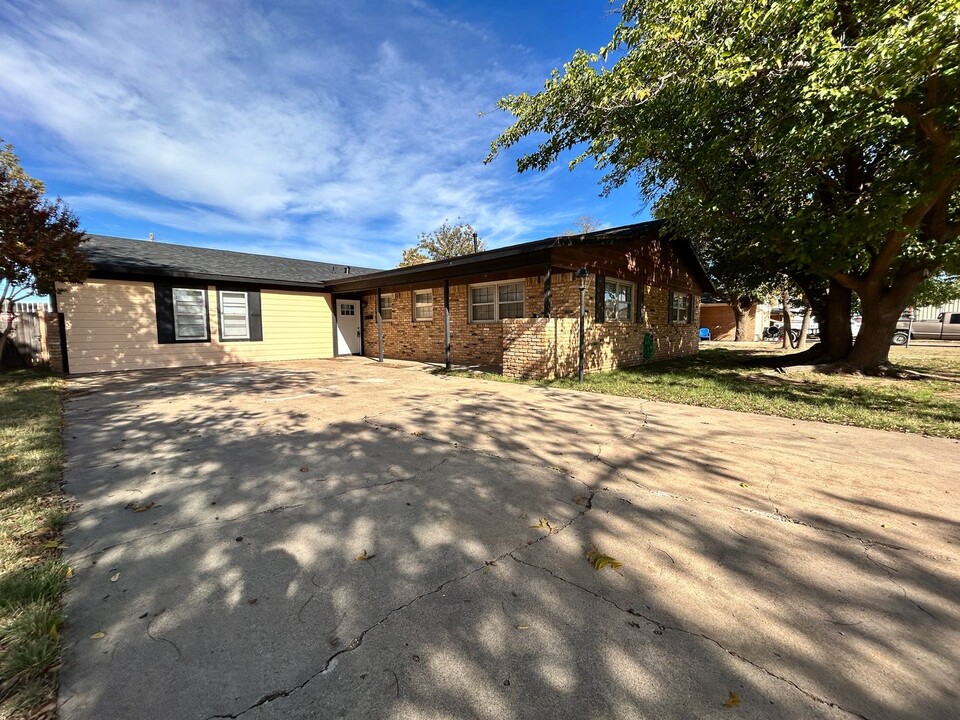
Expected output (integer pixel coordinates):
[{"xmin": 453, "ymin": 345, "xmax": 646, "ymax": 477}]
[{"xmin": 82, "ymin": 234, "xmax": 380, "ymax": 287}]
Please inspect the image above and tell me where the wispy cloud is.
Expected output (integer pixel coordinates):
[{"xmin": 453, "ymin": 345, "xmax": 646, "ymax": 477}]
[{"xmin": 0, "ymin": 0, "xmax": 623, "ymax": 266}]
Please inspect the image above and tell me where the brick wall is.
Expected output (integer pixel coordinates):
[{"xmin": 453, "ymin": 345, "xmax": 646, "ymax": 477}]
[
  {"xmin": 701, "ymin": 303, "xmax": 758, "ymax": 341},
  {"xmin": 40, "ymin": 309, "xmax": 66, "ymax": 374},
  {"xmin": 502, "ymin": 281, "xmax": 700, "ymax": 379},
  {"xmin": 360, "ymin": 271, "xmax": 700, "ymax": 378},
  {"xmin": 360, "ymin": 277, "xmax": 544, "ymax": 367}
]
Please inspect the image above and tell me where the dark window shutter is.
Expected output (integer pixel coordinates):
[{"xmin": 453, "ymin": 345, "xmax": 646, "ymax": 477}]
[
  {"xmin": 686, "ymin": 293, "xmax": 693, "ymax": 324},
  {"xmin": 635, "ymin": 284, "xmax": 644, "ymax": 324},
  {"xmin": 248, "ymin": 290, "xmax": 263, "ymax": 341},
  {"xmin": 595, "ymin": 274, "xmax": 605, "ymax": 323},
  {"xmin": 155, "ymin": 283, "xmax": 176, "ymax": 344},
  {"xmin": 668, "ymin": 290, "xmax": 675, "ymax": 325}
]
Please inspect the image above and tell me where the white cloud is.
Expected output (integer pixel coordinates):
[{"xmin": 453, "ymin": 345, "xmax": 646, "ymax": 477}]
[{"xmin": 0, "ymin": 0, "xmax": 621, "ymax": 266}]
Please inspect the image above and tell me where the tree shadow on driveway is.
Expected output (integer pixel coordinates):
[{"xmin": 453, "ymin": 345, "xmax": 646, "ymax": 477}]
[{"xmin": 58, "ymin": 362, "xmax": 960, "ymax": 720}]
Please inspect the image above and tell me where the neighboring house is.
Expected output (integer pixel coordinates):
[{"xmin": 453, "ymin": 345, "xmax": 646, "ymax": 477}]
[
  {"xmin": 912, "ymin": 299, "xmax": 960, "ymax": 321},
  {"xmin": 54, "ymin": 221, "xmax": 712, "ymax": 378},
  {"xmin": 699, "ymin": 300, "xmax": 771, "ymax": 341}
]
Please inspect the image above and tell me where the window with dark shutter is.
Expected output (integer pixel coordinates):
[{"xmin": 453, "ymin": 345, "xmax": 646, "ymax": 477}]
[
  {"xmin": 216, "ymin": 287, "xmax": 263, "ymax": 342},
  {"xmin": 155, "ymin": 283, "xmax": 210, "ymax": 344}
]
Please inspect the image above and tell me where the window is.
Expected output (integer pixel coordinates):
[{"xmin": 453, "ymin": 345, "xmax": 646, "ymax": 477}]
[
  {"xmin": 469, "ymin": 281, "xmax": 525, "ymax": 322},
  {"xmin": 340, "ymin": 303, "xmax": 356, "ymax": 316},
  {"xmin": 379, "ymin": 293, "xmax": 393, "ymax": 321},
  {"xmin": 414, "ymin": 290, "xmax": 433, "ymax": 321},
  {"xmin": 173, "ymin": 288, "xmax": 208, "ymax": 340},
  {"xmin": 604, "ymin": 280, "xmax": 635, "ymax": 322},
  {"xmin": 669, "ymin": 291, "xmax": 692, "ymax": 324},
  {"xmin": 219, "ymin": 291, "xmax": 250, "ymax": 340}
]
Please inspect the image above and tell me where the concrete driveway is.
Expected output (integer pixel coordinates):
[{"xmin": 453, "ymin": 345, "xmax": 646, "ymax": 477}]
[{"xmin": 59, "ymin": 359, "xmax": 960, "ymax": 720}]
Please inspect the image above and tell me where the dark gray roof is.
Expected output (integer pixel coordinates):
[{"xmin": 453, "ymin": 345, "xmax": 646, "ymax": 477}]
[
  {"xmin": 325, "ymin": 221, "xmax": 716, "ymax": 294},
  {"xmin": 82, "ymin": 234, "xmax": 381, "ymax": 288}
]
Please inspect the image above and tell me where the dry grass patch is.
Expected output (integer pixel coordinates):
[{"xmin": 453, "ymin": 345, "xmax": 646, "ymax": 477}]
[{"xmin": 0, "ymin": 371, "xmax": 67, "ymax": 718}]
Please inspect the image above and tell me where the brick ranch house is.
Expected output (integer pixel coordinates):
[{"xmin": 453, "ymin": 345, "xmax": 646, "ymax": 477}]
[{"xmin": 53, "ymin": 221, "xmax": 713, "ymax": 378}]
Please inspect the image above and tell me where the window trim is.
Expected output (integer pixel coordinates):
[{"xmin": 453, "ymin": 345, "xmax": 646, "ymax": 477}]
[
  {"xmin": 379, "ymin": 293, "xmax": 394, "ymax": 322},
  {"xmin": 413, "ymin": 289, "xmax": 434, "ymax": 321},
  {"xmin": 602, "ymin": 278, "xmax": 636, "ymax": 323},
  {"xmin": 172, "ymin": 287, "xmax": 210, "ymax": 342},
  {"xmin": 218, "ymin": 290, "xmax": 251, "ymax": 341},
  {"xmin": 468, "ymin": 280, "xmax": 525, "ymax": 323}
]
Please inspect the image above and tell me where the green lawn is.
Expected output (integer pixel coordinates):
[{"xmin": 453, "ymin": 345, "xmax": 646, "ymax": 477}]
[
  {"xmin": 0, "ymin": 371, "xmax": 67, "ymax": 718},
  {"xmin": 457, "ymin": 345, "xmax": 960, "ymax": 439}
]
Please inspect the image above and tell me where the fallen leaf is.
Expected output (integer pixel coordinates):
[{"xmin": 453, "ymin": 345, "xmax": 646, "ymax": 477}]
[
  {"xmin": 110, "ymin": 572, "xmax": 120, "ymax": 582},
  {"xmin": 413, "ymin": 431, "xmax": 422, "ymax": 436},
  {"xmin": 42, "ymin": 539, "xmax": 68, "ymax": 549},
  {"xmin": 355, "ymin": 549, "xmax": 376, "ymax": 562},
  {"xmin": 132, "ymin": 502, "xmax": 157, "ymax": 512},
  {"xmin": 90, "ymin": 632, "xmax": 106, "ymax": 640},
  {"xmin": 739, "ymin": 482, "xmax": 749, "ymax": 488},
  {"xmin": 586, "ymin": 544, "xmax": 623, "ymax": 572},
  {"xmin": 515, "ymin": 625, "xmax": 529, "ymax": 631},
  {"xmin": 530, "ymin": 518, "xmax": 558, "ymax": 534},
  {"xmin": 573, "ymin": 495, "xmax": 590, "ymax": 506},
  {"xmin": 65, "ymin": 567, "xmax": 74, "ymax": 578},
  {"xmin": 300, "ymin": 466, "xmax": 309, "ymax": 472},
  {"xmin": 724, "ymin": 691, "xmax": 740, "ymax": 708},
  {"xmin": 247, "ymin": 598, "xmax": 258, "ymax": 605}
]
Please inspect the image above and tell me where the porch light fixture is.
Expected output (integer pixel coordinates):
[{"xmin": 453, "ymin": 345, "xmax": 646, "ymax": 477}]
[{"xmin": 574, "ymin": 267, "xmax": 589, "ymax": 382}]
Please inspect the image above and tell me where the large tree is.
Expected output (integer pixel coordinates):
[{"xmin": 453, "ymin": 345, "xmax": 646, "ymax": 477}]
[
  {"xmin": 488, "ymin": 0, "xmax": 959, "ymax": 371},
  {"xmin": 1, "ymin": 141, "xmax": 88, "ymax": 364},
  {"xmin": 399, "ymin": 219, "xmax": 485, "ymax": 267}
]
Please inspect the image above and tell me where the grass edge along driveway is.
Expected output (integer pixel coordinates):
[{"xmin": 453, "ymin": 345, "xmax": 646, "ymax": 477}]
[
  {"xmin": 451, "ymin": 346, "xmax": 960, "ymax": 439},
  {"xmin": 0, "ymin": 371, "xmax": 68, "ymax": 719}
]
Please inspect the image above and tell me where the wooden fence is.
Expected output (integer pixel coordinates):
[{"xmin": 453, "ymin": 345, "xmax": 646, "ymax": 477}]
[{"xmin": 1, "ymin": 303, "xmax": 50, "ymax": 368}]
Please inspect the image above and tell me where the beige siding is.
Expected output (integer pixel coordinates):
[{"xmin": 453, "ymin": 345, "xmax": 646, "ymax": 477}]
[{"xmin": 58, "ymin": 280, "xmax": 334, "ymax": 374}]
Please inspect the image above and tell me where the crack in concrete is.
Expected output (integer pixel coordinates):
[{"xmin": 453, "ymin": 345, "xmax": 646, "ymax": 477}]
[
  {"xmin": 859, "ymin": 541, "xmax": 937, "ymax": 619},
  {"xmin": 508, "ymin": 555, "xmax": 873, "ymax": 720},
  {"xmin": 203, "ymin": 492, "xmax": 596, "ymax": 720},
  {"xmin": 71, "ymin": 457, "xmax": 453, "ymax": 561},
  {"xmin": 145, "ymin": 617, "xmax": 182, "ymax": 661}
]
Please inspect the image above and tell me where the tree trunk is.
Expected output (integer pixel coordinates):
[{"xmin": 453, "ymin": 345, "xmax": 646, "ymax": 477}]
[
  {"xmin": 726, "ymin": 294, "xmax": 753, "ymax": 341},
  {"xmin": 754, "ymin": 277, "xmax": 850, "ymax": 368},
  {"xmin": 818, "ymin": 279, "xmax": 853, "ymax": 359},
  {"xmin": 732, "ymin": 305, "xmax": 746, "ymax": 341},
  {"xmin": 797, "ymin": 307, "xmax": 812, "ymax": 350},
  {"xmin": 780, "ymin": 289, "xmax": 793, "ymax": 349},
  {"xmin": 0, "ymin": 330, "xmax": 11, "ymax": 371}
]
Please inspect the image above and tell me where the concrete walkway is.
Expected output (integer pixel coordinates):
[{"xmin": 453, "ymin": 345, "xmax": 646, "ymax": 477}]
[{"xmin": 59, "ymin": 358, "xmax": 960, "ymax": 720}]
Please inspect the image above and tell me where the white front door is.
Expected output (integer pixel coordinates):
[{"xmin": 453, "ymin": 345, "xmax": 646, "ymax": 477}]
[{"xmin": 336, "ymin": 300, "xmax": 361, "ymax": 355}]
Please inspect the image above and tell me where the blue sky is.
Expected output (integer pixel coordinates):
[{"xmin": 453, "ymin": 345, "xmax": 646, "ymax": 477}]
[{"xmin": 0, "ymin": 0, "xmax": 649, "ymax": 270}]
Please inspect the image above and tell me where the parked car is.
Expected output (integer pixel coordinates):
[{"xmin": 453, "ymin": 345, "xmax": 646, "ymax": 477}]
[{"xmin": 893, "ymin": 312, "xmax": 960, "ymax": 345}]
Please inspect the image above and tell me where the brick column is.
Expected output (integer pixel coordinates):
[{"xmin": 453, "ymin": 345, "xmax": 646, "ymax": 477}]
[{"xmin": 39, "ymin": 309, "xmax": 67, "ymax": 374}]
